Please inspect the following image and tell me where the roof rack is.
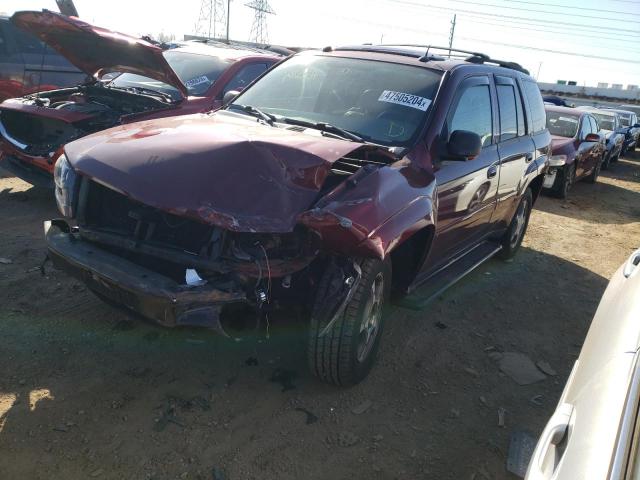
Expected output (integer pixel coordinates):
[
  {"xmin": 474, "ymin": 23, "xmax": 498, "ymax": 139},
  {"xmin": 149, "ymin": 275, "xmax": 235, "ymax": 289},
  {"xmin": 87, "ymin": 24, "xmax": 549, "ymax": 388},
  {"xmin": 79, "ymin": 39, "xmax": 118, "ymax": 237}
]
[{"xmin": 375, "ymin": 44, "xmax": 530, "ymax": 74}]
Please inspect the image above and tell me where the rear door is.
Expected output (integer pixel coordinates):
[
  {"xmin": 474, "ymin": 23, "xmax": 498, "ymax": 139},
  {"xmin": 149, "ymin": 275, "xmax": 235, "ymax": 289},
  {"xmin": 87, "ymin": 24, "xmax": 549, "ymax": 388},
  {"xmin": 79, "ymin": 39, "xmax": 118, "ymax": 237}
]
[
  {"xmin": 494, "ymin": 75, "xmax": 535, "ymax": 230},
  {"xmin": 575, "ymin": 116, "xmax": 592, "ymax": 178},
  {"xmin": 428, "ymin": 75, "xmax": 500, "ymax": 265}
]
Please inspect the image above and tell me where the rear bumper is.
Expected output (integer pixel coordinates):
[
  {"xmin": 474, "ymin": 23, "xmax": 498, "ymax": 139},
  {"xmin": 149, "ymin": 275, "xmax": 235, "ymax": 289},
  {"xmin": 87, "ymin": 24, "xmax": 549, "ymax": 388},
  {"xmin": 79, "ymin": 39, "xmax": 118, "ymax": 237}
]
[{"xmin": 45, "ymin": 220, "xmax": 248, "ymax": 331}]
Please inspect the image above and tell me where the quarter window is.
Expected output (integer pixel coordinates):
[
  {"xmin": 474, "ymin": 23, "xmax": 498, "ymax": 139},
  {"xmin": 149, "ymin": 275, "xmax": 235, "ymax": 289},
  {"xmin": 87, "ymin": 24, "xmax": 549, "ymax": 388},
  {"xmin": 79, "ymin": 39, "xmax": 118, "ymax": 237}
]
[
  {"xmin": 497, "ymin": 84, "xmax": 518, "ymax": 141},
  {"xmin": 522, "ymin": 81, "xmax": 546, "ymax": 133},
  {"xmin": 450, "ymin": 84, "xmax": 493, "ymax": 147}
]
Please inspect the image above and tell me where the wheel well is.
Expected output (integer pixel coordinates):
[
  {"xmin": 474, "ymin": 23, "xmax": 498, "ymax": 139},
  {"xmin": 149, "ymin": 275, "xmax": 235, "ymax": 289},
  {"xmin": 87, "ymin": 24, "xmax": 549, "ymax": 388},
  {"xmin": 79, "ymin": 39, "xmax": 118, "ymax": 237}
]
[
  {"xmin": 390, "ymin": 225, "xmax": 434, "ymax": 294},
  {"xmin": 528, "ymin": 175, "xmax": 545, "ymax": 205}
]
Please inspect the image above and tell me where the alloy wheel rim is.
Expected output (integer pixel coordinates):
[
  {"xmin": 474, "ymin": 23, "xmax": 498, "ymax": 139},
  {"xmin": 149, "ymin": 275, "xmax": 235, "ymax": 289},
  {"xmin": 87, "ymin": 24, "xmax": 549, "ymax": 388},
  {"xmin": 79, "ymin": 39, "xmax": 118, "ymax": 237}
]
[
  {"xmin": 510, "ymin": 198, "xmax": 528, "ymax": 249},
  {"xmin": 357, "ymin": 272, "xmax": 384, "ymax": 363}
]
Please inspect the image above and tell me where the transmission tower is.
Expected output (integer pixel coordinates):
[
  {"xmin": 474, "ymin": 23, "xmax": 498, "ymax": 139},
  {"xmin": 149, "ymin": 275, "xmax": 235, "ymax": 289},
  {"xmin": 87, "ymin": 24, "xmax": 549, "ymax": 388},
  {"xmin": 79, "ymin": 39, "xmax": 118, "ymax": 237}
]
[
  {"xmin": 246, "ymin": 0, "xmax": 275, "ymax": 44},
  {"xmin": 195, "ymin": 0, "xmax": 227, "ymax": 39}
]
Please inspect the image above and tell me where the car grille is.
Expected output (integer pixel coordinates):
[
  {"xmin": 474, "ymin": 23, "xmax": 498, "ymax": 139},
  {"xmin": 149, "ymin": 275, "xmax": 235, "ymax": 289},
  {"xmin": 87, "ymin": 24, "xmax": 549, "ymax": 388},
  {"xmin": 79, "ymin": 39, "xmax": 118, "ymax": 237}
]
[{"xmin": 83, "ymin": 180, "xmax": 215, "ymax": 255}]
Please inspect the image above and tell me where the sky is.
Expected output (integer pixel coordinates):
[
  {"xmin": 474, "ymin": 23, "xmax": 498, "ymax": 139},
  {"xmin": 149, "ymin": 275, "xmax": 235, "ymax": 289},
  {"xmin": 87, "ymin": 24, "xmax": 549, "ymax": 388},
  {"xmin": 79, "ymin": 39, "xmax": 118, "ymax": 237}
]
[{"xmin": 3, "ymin": 0, "xmax": 640, "ymax": 87}]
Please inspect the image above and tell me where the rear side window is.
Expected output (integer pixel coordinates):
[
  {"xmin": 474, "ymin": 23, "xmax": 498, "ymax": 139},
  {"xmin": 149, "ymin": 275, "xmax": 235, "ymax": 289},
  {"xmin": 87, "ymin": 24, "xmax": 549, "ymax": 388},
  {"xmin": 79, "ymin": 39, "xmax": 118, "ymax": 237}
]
[
  {"xmin": 450, "ymin": 85, "xmax": 493, "ymax": 147},
  {"xmin": 497, "ymin": 84, "xmax": 518, "ymax": 141},
  {"xmin": 223, "ymin": 63, "xmax": 269, "ymax": 95},
  {"xmin": 522, "ymin": 80, "xmax": 546, "ymax": 133}
]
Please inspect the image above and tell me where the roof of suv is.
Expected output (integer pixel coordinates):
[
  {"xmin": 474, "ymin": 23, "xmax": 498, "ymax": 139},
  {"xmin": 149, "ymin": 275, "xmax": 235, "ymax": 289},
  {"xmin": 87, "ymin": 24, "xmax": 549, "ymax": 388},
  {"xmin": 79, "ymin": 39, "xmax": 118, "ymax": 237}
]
[
  {"xmin": 546, "ymin": 105, "xmax": 584, "ymax": 116},
  {"xmin": 322, "ymin": 44, "xmax": 532, "ymax": 77}
]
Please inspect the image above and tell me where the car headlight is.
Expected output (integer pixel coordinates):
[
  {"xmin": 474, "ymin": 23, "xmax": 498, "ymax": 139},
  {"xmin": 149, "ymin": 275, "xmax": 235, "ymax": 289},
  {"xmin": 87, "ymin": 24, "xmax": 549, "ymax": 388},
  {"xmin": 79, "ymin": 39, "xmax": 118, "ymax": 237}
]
[
  {"xmin": 53, "ymin": 153, "xmax": 79, "ymax": 218},
  {"xmin": 548, "ymin": 155, "xmax": 567, "ymax": 167}
]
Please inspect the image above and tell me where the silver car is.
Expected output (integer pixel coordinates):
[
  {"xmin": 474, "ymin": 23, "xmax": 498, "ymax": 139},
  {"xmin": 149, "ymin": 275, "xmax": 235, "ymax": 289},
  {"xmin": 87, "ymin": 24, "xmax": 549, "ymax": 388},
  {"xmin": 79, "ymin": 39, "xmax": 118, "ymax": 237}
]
[{"xmin": 527, "ymin": 247, "xmax": 640, "ymax": 480}]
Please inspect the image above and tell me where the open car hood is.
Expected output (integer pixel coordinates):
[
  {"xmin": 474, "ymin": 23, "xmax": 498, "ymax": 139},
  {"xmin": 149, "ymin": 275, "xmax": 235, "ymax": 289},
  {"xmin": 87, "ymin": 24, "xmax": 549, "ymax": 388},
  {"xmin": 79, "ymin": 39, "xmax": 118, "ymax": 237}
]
[
  {"xmin": 65, "ymin": 112, "xmax": 367, "ymax": 233},
  {"xmin": 11, "ymin": 10, "xmax": 187, "ymax": 98}
]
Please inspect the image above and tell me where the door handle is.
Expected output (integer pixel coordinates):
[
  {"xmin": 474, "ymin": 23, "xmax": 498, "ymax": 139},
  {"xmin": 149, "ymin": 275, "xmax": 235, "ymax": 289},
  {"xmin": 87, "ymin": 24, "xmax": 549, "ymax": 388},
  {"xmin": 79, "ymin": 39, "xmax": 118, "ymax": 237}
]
[
  {"xmin": 487, "ymin": 165, "xmax": 498, "ymax": 179},
  {"xmin": 525, "ymin": 152, "xmax": 534, "ymax": 163},
  {"xmin": 526, "ymin": 403, "xmax": 574, "ymax": 480}
]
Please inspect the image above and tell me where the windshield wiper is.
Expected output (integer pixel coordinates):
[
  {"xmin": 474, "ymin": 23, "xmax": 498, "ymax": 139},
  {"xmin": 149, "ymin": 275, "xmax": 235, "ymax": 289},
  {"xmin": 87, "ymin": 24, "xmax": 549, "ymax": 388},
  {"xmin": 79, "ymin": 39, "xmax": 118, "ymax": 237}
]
[
  {"xmin": 279, "ymin": 117, "xmax": 363, "ymax": 142},
  {"xmin": 228, "ymin": 104, "xmax": 275, "ymax": 125}
]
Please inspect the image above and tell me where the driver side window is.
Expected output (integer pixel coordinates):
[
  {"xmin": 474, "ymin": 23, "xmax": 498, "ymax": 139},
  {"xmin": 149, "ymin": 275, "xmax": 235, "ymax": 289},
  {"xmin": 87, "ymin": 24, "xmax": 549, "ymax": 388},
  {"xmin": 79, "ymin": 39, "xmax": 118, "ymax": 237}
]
[{"xmin": 450, "ymin": 85, "xmax": 493, "ymax": 147}]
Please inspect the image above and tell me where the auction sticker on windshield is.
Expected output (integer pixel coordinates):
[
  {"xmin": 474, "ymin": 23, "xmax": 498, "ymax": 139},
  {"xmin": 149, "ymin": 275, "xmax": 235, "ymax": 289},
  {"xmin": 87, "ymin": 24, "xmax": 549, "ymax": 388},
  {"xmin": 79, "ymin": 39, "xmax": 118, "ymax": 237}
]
[
  {"xmin": 378, "ymin": 90, "xmax": 431, "ymax": 111},
  {"xmin": 185, "ymin": 75, "xmax": 210, "ymax": 88}
]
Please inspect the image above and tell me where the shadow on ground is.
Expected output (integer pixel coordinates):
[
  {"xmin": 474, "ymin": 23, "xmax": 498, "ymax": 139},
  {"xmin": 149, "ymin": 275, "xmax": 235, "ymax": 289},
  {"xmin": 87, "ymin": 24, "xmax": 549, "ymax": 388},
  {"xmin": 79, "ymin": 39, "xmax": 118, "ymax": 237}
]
[{"xmin": 0, "ymin": 244, "xmax": 607, "ymax": 480}]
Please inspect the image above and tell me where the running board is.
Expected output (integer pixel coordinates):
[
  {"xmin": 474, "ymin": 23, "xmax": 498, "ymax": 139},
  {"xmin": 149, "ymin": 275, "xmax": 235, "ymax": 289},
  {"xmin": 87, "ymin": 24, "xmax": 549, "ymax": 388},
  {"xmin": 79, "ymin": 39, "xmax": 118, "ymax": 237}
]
[{"xmin": 396, "ymin": 241, "xmax": 503, "ymax": 310}]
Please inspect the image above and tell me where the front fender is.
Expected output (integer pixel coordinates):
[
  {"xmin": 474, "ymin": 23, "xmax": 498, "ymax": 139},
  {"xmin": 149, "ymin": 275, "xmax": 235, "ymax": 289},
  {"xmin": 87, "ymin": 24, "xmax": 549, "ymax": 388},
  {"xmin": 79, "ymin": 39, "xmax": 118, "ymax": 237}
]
[{"xmin": 299, "ymin": 163, "xmax": 436, "ymax": 260}]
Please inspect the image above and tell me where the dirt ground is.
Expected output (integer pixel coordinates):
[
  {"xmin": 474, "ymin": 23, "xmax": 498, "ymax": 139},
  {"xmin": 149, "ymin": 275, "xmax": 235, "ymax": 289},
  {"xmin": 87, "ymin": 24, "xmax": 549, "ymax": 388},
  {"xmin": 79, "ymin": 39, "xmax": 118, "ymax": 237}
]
[{"xmin": 1, "ymin": 150, "xmax": 639, "ymax": 480}]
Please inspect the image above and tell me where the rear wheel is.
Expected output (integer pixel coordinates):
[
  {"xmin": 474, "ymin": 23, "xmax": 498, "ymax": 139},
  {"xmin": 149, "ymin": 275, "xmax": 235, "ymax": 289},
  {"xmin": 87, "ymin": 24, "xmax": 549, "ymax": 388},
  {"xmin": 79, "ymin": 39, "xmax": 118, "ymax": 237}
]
[
  {"xmin": 602, "ymin": 152, "xmax": 611, "ymax": 171},
  {"xmin": 308, "ymin": 258, "xmax": 391, "ymax": 386},
  {"xmin": 498, "ymin": 188, "xmax": 533, "ymax": 260}
]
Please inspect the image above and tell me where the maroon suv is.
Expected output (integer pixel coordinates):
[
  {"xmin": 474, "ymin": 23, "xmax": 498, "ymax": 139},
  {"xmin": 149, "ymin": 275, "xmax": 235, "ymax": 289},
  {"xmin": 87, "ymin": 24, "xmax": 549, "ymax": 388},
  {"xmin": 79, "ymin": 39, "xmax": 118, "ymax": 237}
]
[
  {"xmin": 542, "ymin": 106, "xmax": 605, "ymax": 198},
  {"xmin": 45, "ymin": 45, "xmax": 550, "ymax": 385},
  {"xmin": 0, "ymin": 10, "xmax": 281, "ymax": 187}
]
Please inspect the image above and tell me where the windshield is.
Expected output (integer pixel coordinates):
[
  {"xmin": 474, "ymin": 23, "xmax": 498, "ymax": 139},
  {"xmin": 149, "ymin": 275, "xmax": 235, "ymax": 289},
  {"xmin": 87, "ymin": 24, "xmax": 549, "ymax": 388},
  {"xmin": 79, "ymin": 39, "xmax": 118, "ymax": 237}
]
[
  {"xmin": 546, "ymin": 111, "xmax": 580, "ymax": 137},
  {"xmin": 593, "ymin": 113, "xmax": 615, "ymax": 131},
  {"xmin": 230, "ymin": 54, "xmax": 442, "ymax": 146},
  {"xmin": 616, "ymin": 113, "xmax": 631, "ymax": 127},
  {"xmin": 109, "ymin": 50, "xmax": 232, "ymax": 100}
]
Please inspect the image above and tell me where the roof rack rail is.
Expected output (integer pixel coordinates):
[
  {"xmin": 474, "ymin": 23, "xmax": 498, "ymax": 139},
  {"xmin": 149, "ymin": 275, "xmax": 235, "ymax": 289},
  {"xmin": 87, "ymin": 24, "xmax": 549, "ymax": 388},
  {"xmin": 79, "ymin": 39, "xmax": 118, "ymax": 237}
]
[{"xmin": 378, "ymin": 44, "xmax": 530, "ymax": 74}]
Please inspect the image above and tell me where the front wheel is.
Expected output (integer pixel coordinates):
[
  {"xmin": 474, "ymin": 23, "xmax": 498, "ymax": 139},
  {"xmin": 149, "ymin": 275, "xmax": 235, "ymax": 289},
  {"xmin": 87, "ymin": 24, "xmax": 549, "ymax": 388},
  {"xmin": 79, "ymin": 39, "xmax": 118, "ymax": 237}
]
[
  {"xmin": 308, "ymin": 258, "xmax": 391, "ymax": 386},
  {"xmin": 498, "ymin": 188, "xmax": 533, "ymax": 260},
  {"xmin": 553, "ymin": 163, "xmax": 575, "ymax": 199},
  {"xmin": 586, "ymin": 156, "xmax": 602, "ymax": 184}
]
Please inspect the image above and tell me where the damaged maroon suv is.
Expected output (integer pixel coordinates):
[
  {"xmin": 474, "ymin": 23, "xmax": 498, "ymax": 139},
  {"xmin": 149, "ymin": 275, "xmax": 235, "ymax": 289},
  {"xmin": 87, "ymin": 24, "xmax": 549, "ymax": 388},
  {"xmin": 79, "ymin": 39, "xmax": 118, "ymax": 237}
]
[{"xmin": 45, "ymin": 45, "xmax": 550, "ymax": 386}]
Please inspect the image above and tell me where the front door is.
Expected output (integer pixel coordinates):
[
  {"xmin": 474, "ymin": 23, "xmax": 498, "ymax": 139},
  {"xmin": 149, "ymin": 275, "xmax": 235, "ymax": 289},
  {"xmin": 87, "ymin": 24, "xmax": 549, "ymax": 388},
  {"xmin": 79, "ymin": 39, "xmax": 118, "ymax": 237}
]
[{"xmin": 423, "ymin": 75, "xmax": 500, "ymax": 273}]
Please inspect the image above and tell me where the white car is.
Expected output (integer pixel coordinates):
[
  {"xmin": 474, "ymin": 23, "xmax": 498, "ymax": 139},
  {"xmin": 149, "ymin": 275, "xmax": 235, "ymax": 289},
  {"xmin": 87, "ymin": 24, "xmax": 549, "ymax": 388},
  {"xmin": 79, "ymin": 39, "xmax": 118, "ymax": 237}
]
[{"xmin": 526, "ymin": 248, "xmax": 640, "ymax": 479}]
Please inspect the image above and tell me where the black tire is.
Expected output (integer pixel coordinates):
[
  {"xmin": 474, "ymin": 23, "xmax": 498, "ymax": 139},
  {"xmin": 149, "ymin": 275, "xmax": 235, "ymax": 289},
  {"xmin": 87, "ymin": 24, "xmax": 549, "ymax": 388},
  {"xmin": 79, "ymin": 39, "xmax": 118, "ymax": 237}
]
[
  {"xmin": 553, "ymin": 163, "xmax": 575, "ymax": 199},
  {"xmin": 586, "ymin": 156, "xmax": 602, "ymax": 184},
  {"xmin": 308, "ymin": 258, "xmax": 391, "ymax": 386},
  {"xmin": 498, "ymin": 188, "xmax": 533, "ymax": 260},
  {"xmin": 602, "ymin": 152, "xmax": 611, "ymax": 171}
]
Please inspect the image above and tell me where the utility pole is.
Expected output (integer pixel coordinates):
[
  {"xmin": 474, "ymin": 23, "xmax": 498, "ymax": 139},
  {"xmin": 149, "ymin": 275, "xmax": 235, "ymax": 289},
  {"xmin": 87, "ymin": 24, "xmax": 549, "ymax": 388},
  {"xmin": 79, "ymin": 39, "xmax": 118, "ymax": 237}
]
[
  {"xmin": 246, "ymin": 0, "xmax": 275, "ymax": 45},
  {"xmin": 448, "ymin": 14, "xmax": 456, "ymax": 58},
  {"xmin": 226, "ymin": 0, "xmax": 231, "ymax": 42}
]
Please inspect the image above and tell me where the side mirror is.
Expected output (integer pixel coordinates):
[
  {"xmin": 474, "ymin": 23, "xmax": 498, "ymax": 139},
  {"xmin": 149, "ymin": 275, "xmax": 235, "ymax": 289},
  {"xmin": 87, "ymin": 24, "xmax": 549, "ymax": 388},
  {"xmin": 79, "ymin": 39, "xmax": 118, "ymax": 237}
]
[
  {"xmin": 447, "ymin": 130, "xmax": 482, "ymax": 160},
  {"xmin": 223, "ymin": 89, "xmax": 241, "ymax": 105},
  {"xmin": 583, "ymin": 133, "xmax": 600, "ymax": 143}
]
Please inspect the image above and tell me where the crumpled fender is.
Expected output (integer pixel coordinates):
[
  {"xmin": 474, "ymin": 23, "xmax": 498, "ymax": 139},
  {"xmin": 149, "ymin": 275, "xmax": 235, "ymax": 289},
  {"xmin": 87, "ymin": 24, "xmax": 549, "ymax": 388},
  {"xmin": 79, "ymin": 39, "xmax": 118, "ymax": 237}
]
[{"xmin": 299, "ymin": 161, "xmax": 436, "ymax": 259}]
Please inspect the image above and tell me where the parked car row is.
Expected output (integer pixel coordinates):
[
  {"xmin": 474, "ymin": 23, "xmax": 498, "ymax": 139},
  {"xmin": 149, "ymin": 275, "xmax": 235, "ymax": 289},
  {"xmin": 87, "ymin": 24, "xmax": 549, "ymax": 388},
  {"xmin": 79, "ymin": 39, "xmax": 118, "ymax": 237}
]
[{"xmin": 538, "ymin": 100, "xmax": 639, "ymax": 200}]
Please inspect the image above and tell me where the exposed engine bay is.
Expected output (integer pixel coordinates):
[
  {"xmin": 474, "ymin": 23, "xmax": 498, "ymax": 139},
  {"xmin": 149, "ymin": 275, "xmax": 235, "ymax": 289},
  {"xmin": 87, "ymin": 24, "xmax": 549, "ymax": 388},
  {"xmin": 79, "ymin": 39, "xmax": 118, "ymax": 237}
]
[{"xmin": 0, "ymin": 84, "xmax": 171, "ymax": 157}]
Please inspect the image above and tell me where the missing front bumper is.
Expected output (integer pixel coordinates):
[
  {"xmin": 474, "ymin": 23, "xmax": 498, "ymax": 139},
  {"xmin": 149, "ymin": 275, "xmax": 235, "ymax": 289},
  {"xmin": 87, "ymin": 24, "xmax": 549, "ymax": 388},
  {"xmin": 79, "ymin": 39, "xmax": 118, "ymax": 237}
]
[{"xmin": 45, "ymin": 220, "xmax": 248, "ymax": 331}]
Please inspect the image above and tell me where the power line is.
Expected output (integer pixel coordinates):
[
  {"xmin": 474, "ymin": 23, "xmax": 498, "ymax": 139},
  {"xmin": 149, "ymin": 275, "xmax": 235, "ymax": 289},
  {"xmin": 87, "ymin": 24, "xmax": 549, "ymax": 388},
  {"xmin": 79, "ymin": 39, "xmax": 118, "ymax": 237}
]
[
  {"xmin": 449, "ymin": 0, "xmax": 640, "ymax": 23},
  {"xmin": 484, "ymin": 0, "xmax": 640, "ymax": 17},
  {"xmin": 389, "ymin": 0, "xmax": 640, "ymax": 35},
  {"xmin": 455, "ymin": 35, "xmax": 640, "ymax": 64},
  {"xmin": 381, "ymin": 0, "xmax": 640, "ymax": 41},
  {"xmin": 456, "ymin": 17, "xmax": 640, "ymax": 49}
]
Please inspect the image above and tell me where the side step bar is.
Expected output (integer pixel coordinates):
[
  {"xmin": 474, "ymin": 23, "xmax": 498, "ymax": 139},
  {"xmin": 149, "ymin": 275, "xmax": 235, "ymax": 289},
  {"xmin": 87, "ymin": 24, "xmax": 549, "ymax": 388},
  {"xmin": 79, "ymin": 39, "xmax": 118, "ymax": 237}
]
[{"xmin": 396, "ymin": 241, "xmax": 503, "ymax": 310}]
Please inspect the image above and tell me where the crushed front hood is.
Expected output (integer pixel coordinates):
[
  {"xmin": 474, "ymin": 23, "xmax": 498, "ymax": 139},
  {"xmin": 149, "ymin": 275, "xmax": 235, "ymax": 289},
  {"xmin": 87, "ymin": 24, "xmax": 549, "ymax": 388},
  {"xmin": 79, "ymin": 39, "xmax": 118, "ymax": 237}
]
[
  {"xmin": 65, "ymin": 112, "xmax": 365, "ymax": 232},
  {"xmin": 11, "ymin": 10, "xmax": 187, "ymax": 97}
]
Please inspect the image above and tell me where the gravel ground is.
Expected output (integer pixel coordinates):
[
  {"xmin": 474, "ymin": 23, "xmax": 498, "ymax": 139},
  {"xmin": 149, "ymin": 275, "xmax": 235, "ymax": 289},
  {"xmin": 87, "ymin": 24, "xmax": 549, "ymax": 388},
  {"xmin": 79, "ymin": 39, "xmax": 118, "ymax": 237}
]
[{"xmin": 1, "ymin": 150, "xmax": 639, "ymax": 480}]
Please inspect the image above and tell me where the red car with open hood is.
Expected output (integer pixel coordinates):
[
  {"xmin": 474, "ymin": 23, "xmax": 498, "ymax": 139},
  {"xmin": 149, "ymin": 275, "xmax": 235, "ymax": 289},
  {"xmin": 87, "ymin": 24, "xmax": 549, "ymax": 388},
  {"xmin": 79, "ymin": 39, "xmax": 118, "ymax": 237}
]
[{"xmin": 0, "ymin": 10, "xmax": 282, "ymax": 187}]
